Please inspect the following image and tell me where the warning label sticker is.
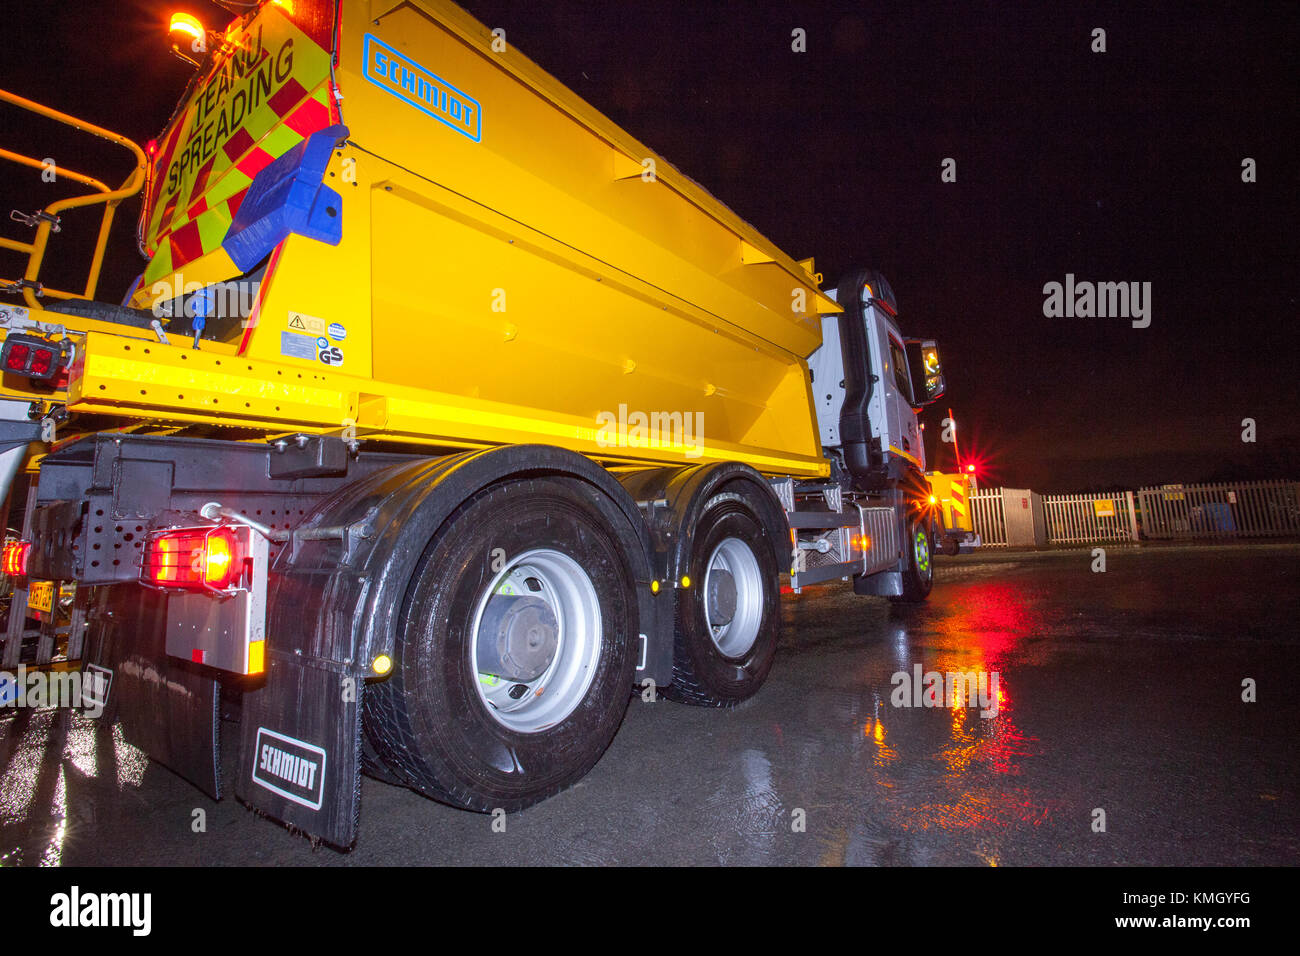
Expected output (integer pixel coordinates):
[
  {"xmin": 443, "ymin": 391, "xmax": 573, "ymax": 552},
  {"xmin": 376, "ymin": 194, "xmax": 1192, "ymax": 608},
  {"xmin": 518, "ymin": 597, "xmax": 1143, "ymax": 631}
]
[
  {"xmin": 281, "ymin": 331, "xmax": 319, "ymax": 361},
  {"xmin": 287, "ymin": 312, "xmax": 326, "ymax": 335}
]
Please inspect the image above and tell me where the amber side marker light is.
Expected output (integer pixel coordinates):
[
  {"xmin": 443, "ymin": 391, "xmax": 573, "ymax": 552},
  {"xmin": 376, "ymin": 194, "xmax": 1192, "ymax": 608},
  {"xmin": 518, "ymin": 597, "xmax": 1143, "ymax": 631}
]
[{"xmin": 248, "ymin": 640, "xmax": 266, "ymax": 675}]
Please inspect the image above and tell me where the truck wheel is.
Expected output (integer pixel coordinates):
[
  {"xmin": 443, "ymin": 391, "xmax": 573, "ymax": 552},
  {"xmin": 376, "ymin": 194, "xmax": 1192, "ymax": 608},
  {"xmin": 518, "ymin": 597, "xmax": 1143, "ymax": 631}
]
[
  {"xmin": 664, "ymin": 490, "xmax": 780, "ymax": 707},
  {"xmin": 363, "ymin": 476, "xmax": 641, "ymax": 812},
  {"xmin": 892, "ymin": 518, "xmax": 934, "ymax": 603}
]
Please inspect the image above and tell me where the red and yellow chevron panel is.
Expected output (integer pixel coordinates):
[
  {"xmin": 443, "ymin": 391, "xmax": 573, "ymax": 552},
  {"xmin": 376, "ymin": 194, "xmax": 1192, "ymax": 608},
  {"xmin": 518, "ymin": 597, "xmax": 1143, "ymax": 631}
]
[{"xmin": 138, "ymin": 4, "xmax": 336, "ymax": 289}]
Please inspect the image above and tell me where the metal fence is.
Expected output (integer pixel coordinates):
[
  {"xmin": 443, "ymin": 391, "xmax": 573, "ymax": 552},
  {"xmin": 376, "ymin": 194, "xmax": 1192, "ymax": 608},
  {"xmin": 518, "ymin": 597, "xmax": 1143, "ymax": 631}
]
[
  {"xmin": 968, "ymin": 480, "xmax": 1299, "ymax": 547},
  {"xmin": 1136, "ymin": 481, "xmax": 1300, "ymax": 539},
  {"xmin": 970, "ymin": 490, "xmax": 1007, "ymax": 546},
  {"xmin": 1042, "ymin": 492, "xmax": 1137, "ymax": 545}
]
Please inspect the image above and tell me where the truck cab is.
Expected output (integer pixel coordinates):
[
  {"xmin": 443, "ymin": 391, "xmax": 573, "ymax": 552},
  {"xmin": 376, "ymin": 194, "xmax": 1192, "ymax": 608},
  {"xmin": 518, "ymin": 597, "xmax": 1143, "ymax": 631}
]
[{"xmin": 807, "ymin": 269, "xmax": 946, "ymax": 488}]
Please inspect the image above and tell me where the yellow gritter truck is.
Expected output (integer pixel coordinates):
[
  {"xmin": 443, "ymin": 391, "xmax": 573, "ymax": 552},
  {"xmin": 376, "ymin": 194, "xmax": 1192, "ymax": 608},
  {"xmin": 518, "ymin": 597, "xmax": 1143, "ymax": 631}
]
[
  {"xmin": 926, "ymin": 470, "xmax": 982, "ymax": 555},
  {"xmin": 0, "ymin": 0, "xmax": 949, "ymax": 846}
]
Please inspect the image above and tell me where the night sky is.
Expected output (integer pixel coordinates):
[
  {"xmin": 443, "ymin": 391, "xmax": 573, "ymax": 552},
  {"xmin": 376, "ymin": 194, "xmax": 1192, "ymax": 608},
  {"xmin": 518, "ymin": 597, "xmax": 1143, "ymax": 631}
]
[{"xmin": 2, "ymin": 1, "xmax": 1296, "ymax": 491}]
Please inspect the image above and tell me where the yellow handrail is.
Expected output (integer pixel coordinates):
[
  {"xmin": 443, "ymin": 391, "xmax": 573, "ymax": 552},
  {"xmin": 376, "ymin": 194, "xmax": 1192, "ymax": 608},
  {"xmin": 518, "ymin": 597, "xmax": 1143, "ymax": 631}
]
[{"xmin": 0, "ymin": 88, "xmax": 149, "ymax": 309}]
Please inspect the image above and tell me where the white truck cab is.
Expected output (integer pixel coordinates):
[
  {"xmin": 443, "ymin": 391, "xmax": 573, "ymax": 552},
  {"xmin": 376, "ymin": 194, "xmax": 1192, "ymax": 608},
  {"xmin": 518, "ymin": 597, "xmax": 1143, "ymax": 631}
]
[{"xmin": 807, "ymin": 270, "xmax": 945, "ymax": 487}]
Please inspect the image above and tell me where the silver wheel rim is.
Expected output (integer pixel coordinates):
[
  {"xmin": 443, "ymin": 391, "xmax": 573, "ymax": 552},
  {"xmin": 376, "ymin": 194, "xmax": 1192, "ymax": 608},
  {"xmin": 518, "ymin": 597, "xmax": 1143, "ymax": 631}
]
[
  {"xmin": 703, "ymin": 537, "xmax": 764, "ymax": 658},
  {"xmin": 470, "ymin": 549, "xmax": 602, "ymax": 733}
]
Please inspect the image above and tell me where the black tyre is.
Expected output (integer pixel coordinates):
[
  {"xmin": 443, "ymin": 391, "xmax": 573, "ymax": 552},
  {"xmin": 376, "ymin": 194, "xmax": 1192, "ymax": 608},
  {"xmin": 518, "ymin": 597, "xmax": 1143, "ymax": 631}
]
[
  {"xmin": 891, "ymin": 517, "xmax": 934, "ymax": 603},
  {"xmin": 663, "ymin": 489, "xmax": 780, "ymax": 707},
  {"xmin": 363, "ymin": 476, "xmax": 641, "ymax": 812}
]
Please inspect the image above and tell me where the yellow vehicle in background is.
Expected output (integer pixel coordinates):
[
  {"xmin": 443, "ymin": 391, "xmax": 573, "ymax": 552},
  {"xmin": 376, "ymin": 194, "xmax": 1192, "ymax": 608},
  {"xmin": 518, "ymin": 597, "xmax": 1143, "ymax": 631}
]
[
  {"xmin": 926, "ymin": 469, "xmax": 982, "ymax": 555},
  {"xmin": 0, "ymin": 0, "xmax": 951, "ymax": 847}
]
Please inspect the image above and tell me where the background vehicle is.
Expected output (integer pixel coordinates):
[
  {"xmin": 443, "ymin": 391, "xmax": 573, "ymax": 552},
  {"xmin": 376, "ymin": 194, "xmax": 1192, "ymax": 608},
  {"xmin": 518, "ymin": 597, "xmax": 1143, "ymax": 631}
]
[
  {"xmin": 926, "ymin": 469, "xmax": 982, "ymax": 555},
  {"xmin": 0, "ymin": 0, "xmax": 947, "ymax": 847}
]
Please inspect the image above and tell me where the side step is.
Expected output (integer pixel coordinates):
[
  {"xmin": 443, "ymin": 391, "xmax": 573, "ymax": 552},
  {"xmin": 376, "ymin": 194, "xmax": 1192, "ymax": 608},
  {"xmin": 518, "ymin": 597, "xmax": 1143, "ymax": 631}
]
[{"xmin": 770, "ymin": 478, "xmax": 903, "ymax": 590}]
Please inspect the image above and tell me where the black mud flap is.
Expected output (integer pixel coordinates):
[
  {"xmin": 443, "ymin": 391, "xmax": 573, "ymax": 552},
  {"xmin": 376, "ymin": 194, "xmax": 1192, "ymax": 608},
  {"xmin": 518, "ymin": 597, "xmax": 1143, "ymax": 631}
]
[
  {"xmin": 854, "ymin": 568, "xmax": 904, "ymax": 597},
  {"xmin": 235, "ymin": 652, "xmax": 362, "ymax": 849},
  {"xmin": 83, "ymin": 588, "xmax": 222, "ymax": 798},
  {"xmin": 638, "ymin": 585, "xmax": 673, "ymax": 690}
]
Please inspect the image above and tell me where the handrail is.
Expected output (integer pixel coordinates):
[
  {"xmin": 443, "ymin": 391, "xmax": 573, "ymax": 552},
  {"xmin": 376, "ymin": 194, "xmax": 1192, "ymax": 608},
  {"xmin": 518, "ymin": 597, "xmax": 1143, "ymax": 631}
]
[{"xmin": 0, "ymin": 87, "xmax": 149, "ymax": 309}]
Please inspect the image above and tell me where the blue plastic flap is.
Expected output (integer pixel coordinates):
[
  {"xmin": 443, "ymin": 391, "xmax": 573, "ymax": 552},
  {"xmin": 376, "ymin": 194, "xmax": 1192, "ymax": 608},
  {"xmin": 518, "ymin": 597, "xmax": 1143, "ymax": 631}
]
[{"xmin": 222, "ymin": 124, "xmax": 349, "ymax": 272}]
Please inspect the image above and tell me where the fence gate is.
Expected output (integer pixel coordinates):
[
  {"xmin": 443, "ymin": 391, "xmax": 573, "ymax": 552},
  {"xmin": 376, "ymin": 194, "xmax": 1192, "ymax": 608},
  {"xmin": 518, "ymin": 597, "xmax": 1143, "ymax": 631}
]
[
  {"xmin": 1041, "ymin": 492, "xmax": 1139, "ymax": 545},
  {"xmin": 970, "ymin": 489, "xmax": 1007, "ymax": 546}
]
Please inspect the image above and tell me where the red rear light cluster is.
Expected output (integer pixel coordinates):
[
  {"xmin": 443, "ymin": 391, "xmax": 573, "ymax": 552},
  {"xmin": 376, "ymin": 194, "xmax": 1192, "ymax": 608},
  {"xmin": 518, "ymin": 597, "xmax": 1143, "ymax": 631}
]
[
  {"xmin": 1, "ymin": 334, "xmax": 70, "ymax": 382},
  {"xmin": 142, "ymin": 526, "xmax": 241, "ymax": 592},
  {"xmin": 6, "ymin": 343, "xmax": 30, "ymax": 369},
  {"xmin": 1, "ymin": 540, "xmax": 31, "ymax": 577}
]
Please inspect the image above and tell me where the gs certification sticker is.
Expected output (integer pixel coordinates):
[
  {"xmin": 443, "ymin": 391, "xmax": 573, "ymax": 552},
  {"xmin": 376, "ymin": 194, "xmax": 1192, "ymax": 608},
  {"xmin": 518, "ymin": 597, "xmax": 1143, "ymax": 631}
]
[{"xmin": 317, "ymin": 337, "xmax": 344, "ymax": 367}]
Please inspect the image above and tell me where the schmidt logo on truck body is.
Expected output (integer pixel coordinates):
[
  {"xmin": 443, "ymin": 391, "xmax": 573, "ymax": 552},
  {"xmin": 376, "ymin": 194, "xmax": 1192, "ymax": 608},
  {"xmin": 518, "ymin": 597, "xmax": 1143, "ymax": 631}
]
[
  {"xmin": 363, "ymin": 34, "xmax": 482, "ymax": 142},
  {"xmin": 252, "ymin": 728, "xmax": 327, "ymax": 810}
]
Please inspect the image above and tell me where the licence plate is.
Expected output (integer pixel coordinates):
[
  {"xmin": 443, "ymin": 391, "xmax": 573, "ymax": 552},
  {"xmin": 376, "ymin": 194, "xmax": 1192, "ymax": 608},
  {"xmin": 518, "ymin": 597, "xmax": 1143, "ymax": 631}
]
[{"xmin": 27, "ymin": 580, "xmax": 54, "ymax": 614}]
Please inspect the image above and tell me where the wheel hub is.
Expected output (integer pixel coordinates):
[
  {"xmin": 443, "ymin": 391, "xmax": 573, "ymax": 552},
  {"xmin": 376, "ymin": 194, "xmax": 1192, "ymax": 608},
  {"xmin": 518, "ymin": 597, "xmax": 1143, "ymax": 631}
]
[
  {"xmin": 470, "ymin": 550, "xmax": 602, "ymax": 733},
  {"xmin": 707, "ymin": 569, "xmax": 737, "ymax": 626},
  {"xmin": 477, "ymin": 595, "xmax": 558, "ymax": 682},
  {"xmin": 703, "ymin": 537, "xmax": 763, "ymax": 658}
]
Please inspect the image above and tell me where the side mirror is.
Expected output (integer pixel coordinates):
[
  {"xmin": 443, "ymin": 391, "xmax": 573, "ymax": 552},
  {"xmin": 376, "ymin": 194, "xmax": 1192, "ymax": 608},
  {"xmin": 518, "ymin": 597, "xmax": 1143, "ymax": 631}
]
[{"xmin": 905, "ymin": 338, "xmax": 945, "ymax": 406}]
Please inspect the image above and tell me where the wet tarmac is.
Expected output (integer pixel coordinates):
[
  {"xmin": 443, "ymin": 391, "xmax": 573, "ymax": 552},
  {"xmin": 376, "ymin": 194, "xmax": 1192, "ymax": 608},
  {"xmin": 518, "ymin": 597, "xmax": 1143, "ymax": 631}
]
[{"xmin": 2, "ymin": 542, "xmax": 1298, "ymax": 866}]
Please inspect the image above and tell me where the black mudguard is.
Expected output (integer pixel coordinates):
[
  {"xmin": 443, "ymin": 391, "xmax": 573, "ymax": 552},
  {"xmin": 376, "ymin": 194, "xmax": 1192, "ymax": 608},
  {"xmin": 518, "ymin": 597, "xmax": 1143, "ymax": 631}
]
[
  {"xmin": 237, "ymin": 444, "xmax": 665, "ymax": 847},
  {"xmin": 617, "ymin": 461, "xmax": 790, "ymax": 585}
]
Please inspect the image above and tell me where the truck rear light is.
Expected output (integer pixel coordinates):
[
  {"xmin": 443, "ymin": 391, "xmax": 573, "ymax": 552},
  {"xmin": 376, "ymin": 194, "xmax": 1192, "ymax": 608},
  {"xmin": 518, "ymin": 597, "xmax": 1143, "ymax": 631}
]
[
  {"xmin": 1, "ymin": 334, "xmax": 71, "ymax": 382},
  {"xmin": 30, "ymin": 348, "xmax": 54, "ymax": 377},
  {"xmin": 4, "ymin": 343, "xmax": 31, "ymax": 370},
  {"xmin": 146, "ymin": 522, "xmax": 268, "ymax": 675},
  {"xmin": 2, "ymin": 540, "xmax": 31, "ymax": 577},
  {"xmin": 142, "ymin": 526, "xmax": 241, "ymax": 592}
]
